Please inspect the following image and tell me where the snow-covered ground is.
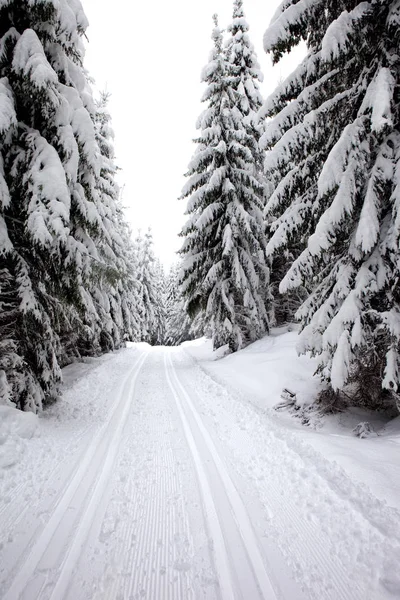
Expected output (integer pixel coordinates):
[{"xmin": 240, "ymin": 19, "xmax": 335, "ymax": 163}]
[
  {"xmin": 1, "ymin": 331, "xmax": 400, "ymax": 599},
  {"xmin": 183, "ymin": 328, "xmax": 400, "ymax": 511}
]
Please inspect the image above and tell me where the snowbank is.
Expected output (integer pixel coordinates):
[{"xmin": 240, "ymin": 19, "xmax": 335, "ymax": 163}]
[
  {"xmin": 183, "ymin": 328, "xmax": 400, "ymax": 510},
  {"xmin": 183, "ymin": 326, "xmax": 322, "ymax": 410},
  {"xmin": 0, "ymin": 405, "xmax": 39, "ymax": 469},
  {"xmin": 0, "ymin": 345, "xmax": 143, "ymax": 474}
]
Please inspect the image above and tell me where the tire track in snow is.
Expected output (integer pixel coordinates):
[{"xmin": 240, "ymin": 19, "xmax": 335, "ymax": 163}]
[
  {"xmin": 2, "ymin": 349, "xmax": 149, "ymax": 600},
  {"xmin": 165, "ymin": 350, "xmax": 278, "ymax": 600}
]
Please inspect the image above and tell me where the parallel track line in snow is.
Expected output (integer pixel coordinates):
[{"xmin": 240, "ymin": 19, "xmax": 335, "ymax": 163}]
[
  {"xmin": 3, "ymin": 350, "xmax": 148, "ymax": 600},
  {"xmin": 178, "ymin": 350, "xmax": 384, "ymax": 600},
  {"xmin": 186, "ymin": 347, "xmax": 400, "ymax": 545},
  {"xmin": 108, "ymin": 472, "xmax": 143, "ymax": 600},
  {"xmin": 0, "ymin": 418, "xmax": 95, "ymax": 539},
  {"xmin": 166, "ymin": 350, "xmax": 279, "ymax": 600},
  {"xmin": 48, "ymin": 350, "xmax": 149, "ymax": 600},
  {"xmin": 164, "ymin": 352, "xmax": 236, "ymax": 600},
  {"xmin": 167, "ymin": 350, "xmax": 278, "ymax": 600}
]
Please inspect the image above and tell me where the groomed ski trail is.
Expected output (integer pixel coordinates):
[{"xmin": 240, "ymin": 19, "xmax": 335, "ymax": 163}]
[
  {"xmin": 2, "ymin": 345, "xmax": 399, "ymax": 600},
  {"xmin": 2, "ymin": 350, "xmax": 149, "ymax": 600},
  {"xmin": 164, "ymin": 350, "xmax": 277, "ymax": 600},
  {"xmin": 174, "ymin": 347, "xmax": 400, "ymax": 600}
]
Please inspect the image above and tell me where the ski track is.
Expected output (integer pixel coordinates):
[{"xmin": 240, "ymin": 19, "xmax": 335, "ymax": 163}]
[
  {"xmin": 165, "ymin": 350, "xmax": 278, "ymax": 600},
  {"xmin": 66, "ymin": 349, "xmax": 215, "ymax": 600},
  {"xmin": 48, "ymin": 349, "xmax": 149, "ymax": 600},
  {"xmin": 177, "ymin": 347, "xmax": 400, "ymax": 600},
  {"xmin": 0, "ymin": 421, "xmax": 94, "ymax": 555},
  {"xmin": 0, "ymin": 349, "xmax": 140, "ymax": 588},
  {"xmin": 2, "ymin": 345, "xmax": 399, "ymax": 599},
  {"xmin": 1, "ymin": 349, "xmax": 149, "ymax": 600}
]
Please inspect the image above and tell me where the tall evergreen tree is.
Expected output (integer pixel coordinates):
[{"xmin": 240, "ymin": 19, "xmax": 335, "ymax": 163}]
[
  {"xmin": 164, "ymin": 262, "xmax": 203, "ymax": 346},
  {"xmin": 134, "ymin": 230, "xmax": 165, "ymax": 345},
  {"xmin": 152, "ymin": 258, "xmax": 167, "ymax": 345},
  {"xmin": 225, "ymin": 0, "xmax": 266, "ymax": 176},
  {"xmin": 0, "ymin": 1, "xmax": 139, "ymax": 410},
  {"xmin": 89, "ymin": 94, "xmax": 141, "ymax": 352},
  {"xmin": 261, "ymin": 0, "xmax": 400, "ymax": 409},
  {"xmin": 0, "ymin": 0, "xmax": 91, "ymax": 410},
  {"xmin": 180, "ymin": 14, "xmax": 270, "ymax": 352}
]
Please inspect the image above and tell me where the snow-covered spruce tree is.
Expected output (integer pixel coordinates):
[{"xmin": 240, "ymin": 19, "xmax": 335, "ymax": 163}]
[
  {"xmin": 0, "ymin": 2, "xmax": 138, "ymax": 410},
  {"xmin": 260, "ymin": 0, "xmax": 400, "ymax": 409},
  {"xmin": 225, "ymin": 0, "xmax": 306, "ymax": 327},
  {"xmin": 165, "ymin": 263, "xmax": 187, "ymax": 346},
  {"xmin": 164, "ymin": 262, "xmax": 202, "ymax": 346},
  {"xmin": 0, "ymin": 1, "xmax": 90, "ymax": 410},
  {"xmin": 180, "ymin": 15, "xmax": 270, "ymax": 352},
  {"xmin": 87, "ymin": 94, "xmax": 141, "ymax": 353},
  {"xmin": 135, "ymin": 230, "xmax": 165, "ymax": 345},
  {"xmin": 151, "ymin": 258, "xmax": 167, "ymax": 345},
  {"xmin": 225, "ymin": 0, "xmax": 266, "ymax": 177}
]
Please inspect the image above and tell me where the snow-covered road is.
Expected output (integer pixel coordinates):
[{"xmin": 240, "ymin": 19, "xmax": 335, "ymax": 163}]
[{"xmin": 1, "ymin": 345, "xmax": 399, "ymax": 599}]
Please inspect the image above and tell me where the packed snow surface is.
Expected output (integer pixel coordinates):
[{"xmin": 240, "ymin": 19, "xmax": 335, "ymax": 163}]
[{"xmin": 1, "ymin": 332, "xmax": 399, "ymax": 599}]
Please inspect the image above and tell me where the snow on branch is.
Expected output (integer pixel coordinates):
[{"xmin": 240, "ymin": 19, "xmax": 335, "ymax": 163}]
[
  {"xmin": 359, "ymin": 67, "xmax": 395, "ymax": 133},
  {"xmin": 222, "ymin": 224, "xmax": 234, "ymax": 256},
  {"xmin": 269, "ymin": 0, "xmax": 296, "ymax": 26},
  {"xmin": 12, "ymin": 29, "xmax": 58, "ymax": 90},
  {"xmin": 196, "ymin": 202, "xmax": 223, "ymax": 229},
  {"xmin": 59, "ymin": 0, "xmax": 89, "ymax": 36},
  {"xmin": 207, "ymin": 166, "xmax": 227, "ymax": 192},
  {"xmin": 266, "ymin": 195, "xmax": 310, "ymax": 255},
  {"xmin": 321, "ymin": 3, "xmax": 371, "ymax": 62},
  {"xmin": 280, "ymin": 247, "xmax": 312, "ymax": 293},
  {"xmin": 317, "ymin": 119, "xmax": 363, "ymax": 198},
  {"xmin": 258, "ymin": 52, "xmax": 319, "ymax": 121},
  {"xmin": 309, "ymin": 163, "xmax": 358, "ymax": 256},
  {"xmin": 24, "ymin": 132, "xmax": 70, "ymax": 247},
  {"xmin": 0, "ymin": 78, "xmax": 16, "ymax": 134},
  {"xmin": 355, "ymin": 143, "xmax": 393, "ymax": 253},
  {"xmin": 261, "ymin": 67, "xmax": 339, "ymax": 145},
  {"xmin": 264, "ymin": 165, "xmax": 299, "ymax": 215},
  {"xmin": 0, "ymin": 215, "xmax": 12, "ymax": 255},
  {"xmin": 380, "ymin": 309, "xmax": 400, "ymax": 339},
  {"xmin": 0, "ymin": 155, "xmax": 11, "ymax": 211},
  {"xmin": 383, "ymin": 347, "xmax": 399, "ymax": 392},
  {"xmin": 323, "ymin": 291, "xmax": 360, "ymax": 348},
  {"xmin": 331, "ymin": 329, "xmax": 352, "ymax": 390},
  {"xmin": 263, "ymin": 0, "xmax": 323, "ymax": 54},
  {"xmin": 16, "ymin": 256, "xmax": 41, "ymax": 319}
]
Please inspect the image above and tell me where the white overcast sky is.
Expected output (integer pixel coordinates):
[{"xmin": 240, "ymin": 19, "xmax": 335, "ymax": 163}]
[{"xmin": 82, "ymin": 0, "xmax": 302, "ymax": 268}]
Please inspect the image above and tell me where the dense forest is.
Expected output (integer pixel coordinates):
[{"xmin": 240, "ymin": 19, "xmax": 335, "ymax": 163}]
[{"xmin": 1, "ymin": 0, "xmax": 399, "ymax": 415}]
